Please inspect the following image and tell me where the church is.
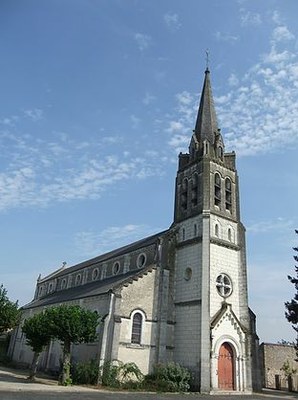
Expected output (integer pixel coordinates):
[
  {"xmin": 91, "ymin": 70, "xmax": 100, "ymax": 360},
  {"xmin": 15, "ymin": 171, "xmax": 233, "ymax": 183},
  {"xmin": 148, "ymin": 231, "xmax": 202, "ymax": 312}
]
[{"xmin": 8, "ymin": 67, "xmax": 260, "ymax": 393}]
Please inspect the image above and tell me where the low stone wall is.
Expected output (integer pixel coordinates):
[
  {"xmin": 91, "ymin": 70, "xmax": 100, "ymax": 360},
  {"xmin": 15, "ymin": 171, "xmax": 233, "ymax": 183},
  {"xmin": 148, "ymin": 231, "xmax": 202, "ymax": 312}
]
[{"xmin": 260, "ymin": 343, "xmax": 298, "ymax": 392}]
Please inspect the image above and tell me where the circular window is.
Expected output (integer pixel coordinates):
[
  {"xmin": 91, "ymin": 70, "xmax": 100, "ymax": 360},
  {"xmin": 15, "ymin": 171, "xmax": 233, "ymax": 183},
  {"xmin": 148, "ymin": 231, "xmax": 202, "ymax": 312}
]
[
  {"xmin": 216, "ymin": 273, "xmax": 232, "ymax": 298},
  {"xmin": 184, "ymin": 267, "xmax": 192, "ymax": 281},
  {"xmin": 113, "ymin": 261, "xmax": 120, "ymax": 275},
  {"xmin": 92, "ymin": 268, "xmax": 99, "ymax": 281},
  {"xmin": 137, "ymin": 253, "xmax": 146, "ymax": 269}
]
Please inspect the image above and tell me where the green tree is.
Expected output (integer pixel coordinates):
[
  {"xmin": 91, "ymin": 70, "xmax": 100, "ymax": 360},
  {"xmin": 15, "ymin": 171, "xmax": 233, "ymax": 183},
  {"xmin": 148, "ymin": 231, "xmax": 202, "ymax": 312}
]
[
  {"xmin": 22, "ymin": 312, "xmax": 52, "ymax": 380},
  {"xmin": 45, "ymin": 305, "xmax": 99, "ymax": 385},
  {"xmin": 285, "ymin": 230, "xmax": 298, "ymax": 358},
  {"xmin": 0, "ymin": 284, "xmax": 20, "ymax": 334}
]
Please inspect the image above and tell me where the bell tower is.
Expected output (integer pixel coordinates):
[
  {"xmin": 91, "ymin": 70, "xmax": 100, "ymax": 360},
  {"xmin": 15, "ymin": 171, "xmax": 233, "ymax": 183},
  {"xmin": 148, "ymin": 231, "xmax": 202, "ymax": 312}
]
[{"xmin": 172, "ymin": 68, "xmax": 256, "ymax": 393}]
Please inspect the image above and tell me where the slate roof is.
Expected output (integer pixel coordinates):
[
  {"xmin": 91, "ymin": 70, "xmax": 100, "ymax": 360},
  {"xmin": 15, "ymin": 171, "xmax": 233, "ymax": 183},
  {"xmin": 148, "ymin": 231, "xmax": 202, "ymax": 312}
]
[
  {"xmin": 23, "ymin": 265, "xmax": 157, "ymax": 310},
  {"xmin": 194, "ymin": 68, "xmax": 218, "ymax": 145},
  {"xmin": 39, "ymin": 229, "xmax": 168, "ymax": 282}
]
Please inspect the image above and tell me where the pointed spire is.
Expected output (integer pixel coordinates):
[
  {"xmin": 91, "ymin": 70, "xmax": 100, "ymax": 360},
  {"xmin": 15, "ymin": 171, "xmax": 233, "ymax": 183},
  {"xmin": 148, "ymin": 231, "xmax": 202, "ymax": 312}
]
[{"xmin": 194, "ymin": 68, "xmax": 219, "ymax": 145}]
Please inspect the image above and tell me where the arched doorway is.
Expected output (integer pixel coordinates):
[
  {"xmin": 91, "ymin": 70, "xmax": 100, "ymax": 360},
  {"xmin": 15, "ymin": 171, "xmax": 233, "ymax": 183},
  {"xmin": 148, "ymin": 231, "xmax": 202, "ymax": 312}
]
[{"xmin": 218, "ymin": 342, "xmax": 235, "ymax": 390}]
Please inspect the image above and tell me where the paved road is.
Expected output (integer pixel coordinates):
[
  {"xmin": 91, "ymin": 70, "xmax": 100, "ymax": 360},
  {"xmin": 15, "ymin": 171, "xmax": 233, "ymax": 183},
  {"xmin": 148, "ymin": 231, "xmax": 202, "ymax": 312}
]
[{"xmin": 0, "ymin": 367, "xmax": 297, "ymax": 400}]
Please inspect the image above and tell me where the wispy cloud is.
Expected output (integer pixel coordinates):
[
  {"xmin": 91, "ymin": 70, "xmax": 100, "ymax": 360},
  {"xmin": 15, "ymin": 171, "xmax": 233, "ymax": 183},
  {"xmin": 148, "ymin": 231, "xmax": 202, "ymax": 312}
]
[
  {"xmin": 240, "ymin": 9, "xmax": 262, "ymax": 26},
  {"xmin": 142, "ymin": 92, "xmax": 156, "ymax": 105},
  {"xmin": 164, "ymin": 12, "xmax": 181, "ymax": 32},
  {"xmin": 134, "ymin": 33, "xmax": 151, "ymax": 51},
  {"xmin": 215, "ymin": 31, "xmax": 239, "ymax": 43},
  {"xmin": 0, "ymin": 126, "xmax": 166, "ymax": 211},
  {"xmin": 130, "ymin": 114, "xmax": 141, "ymax": 129},
  {"xmin": 74, "ymin": 224, "xmax": 161, "ymax": 258},
  {"xmin": 247, "ymin": 218, "xmax": 293, "ymax": 234},
  {"xmin": 272, "ymin": 26, "xmax": 295, "ymax": 42},
  {"xmin": 164, "ymin": 19, "xmax": 298, "ymax": 156},
  {"xmin": 23, "ymin": 108, "xmax": 44, "ymax": 121}
]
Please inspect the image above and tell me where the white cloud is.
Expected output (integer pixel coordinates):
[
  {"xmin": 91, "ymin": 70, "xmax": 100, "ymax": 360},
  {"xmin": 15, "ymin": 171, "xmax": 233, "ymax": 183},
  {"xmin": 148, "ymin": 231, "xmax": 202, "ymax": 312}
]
[
  {"xmin": 74, "ymin": 224, "xmax": 161, "ymax": 258},
  {"xmin": 215, "ymin": 31, "xmax": 239, "ymax": 43},
  {"xmin": 240, "ymin": 10, "xmax": 262, "ymax": 26},
  {"xmin": 247, "ymin": 218, "xmax": 293, "ymax": 234},
  {"xmin": 272, "ymin": 10, "xmax": 282, "ymax": 25},
  {"xmin": 130, "ymin": 114, "xmax": 141, "ymax": 129},
  {"xmin": 228, "ymin": 73, "xmax": 239, "ymax": 87},
  {"xmin": 162, "ymin": 21, "xmax": 298, "ymax": 157},
  {"xmin": 134, "ymin": 33, "xmax": 151, "ymax": 51},
  {"xmin": 272, "ymin": 26, "xmax": 295, "ymax": 42},
  {"xmin": 142, "ymin": 92, "xmax": 156, "ymax": 105},
  {"xmin": 164, "ymin": 12, "xmax": 181, "ymax": 31},
  {"xmin": 23, "ymin": 108, "xmax": 44, "ymax": 121}
]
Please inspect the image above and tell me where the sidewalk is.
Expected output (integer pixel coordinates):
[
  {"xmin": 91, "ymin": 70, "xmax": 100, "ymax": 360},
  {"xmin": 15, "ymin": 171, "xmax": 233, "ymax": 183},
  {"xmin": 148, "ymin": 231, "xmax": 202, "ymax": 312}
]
[{"xmin": 0, "ymin": 366, "xmax": 98, "ymax": 392}]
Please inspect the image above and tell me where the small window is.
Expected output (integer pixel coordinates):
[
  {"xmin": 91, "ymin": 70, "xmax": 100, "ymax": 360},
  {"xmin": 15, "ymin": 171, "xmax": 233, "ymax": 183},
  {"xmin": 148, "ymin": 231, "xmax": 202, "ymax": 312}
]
[
  {"xmin": 215, "ymin": 223, "xmax": 219, "ymax": 237},
  {"xmin": 75, "ymin": 274, "xmax": 82, "ymax": 286},
  {"xmin": 61, "ymin": 278, "xmax": 67, "ymax": 289},
  {"xmin": 48, "ymin": 283, "xmax": 53, "ymax": 293},
  {"xmin": 225, "ymin": 178, "xmax": 232, "ymax": 212},
  {"xmin": 92, "ymin": 268, "xmax": 99, "ymax": 281},
  {"xmin": 218, "ymin": 146, "xmax": 223, "ymax": 159},
  {"xmin": 191, "ymin": 174, "xmax": 198, "ymax": 206},
  {"xmin": 131, "ymin": 312, "xmax": 142, "ymax": 344},
  {"xmin": 181, "ymin": 179, "xmax": 188, "ymax": 211},
  {"xmin": 194, "ymin": 224, "xmax": 197, "ymax": 237},
  {"xmin": 137, "ymin": 253, "xmax": 146, "ymax": 269},
  {"xmin": 214, "ymin": 173, "xmax": 221, "ymax": 207},
  {"xmin": 228, "ymin": 228, "xmax": 232, "ymax": 242},
  {"xmin": 38, "ymin": 286, "xmax": 43, "ymax": 296},
  {"xmin": 113, "ymin": 261, "xmax": 120, "ymax": 275}
]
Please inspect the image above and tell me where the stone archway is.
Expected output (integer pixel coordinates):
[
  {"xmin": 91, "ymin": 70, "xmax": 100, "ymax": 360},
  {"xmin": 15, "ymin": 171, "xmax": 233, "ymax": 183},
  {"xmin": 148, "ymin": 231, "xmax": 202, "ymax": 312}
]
[{"xmin": 218, "ymin": 342, "xmax": 235, "ymax": 390}]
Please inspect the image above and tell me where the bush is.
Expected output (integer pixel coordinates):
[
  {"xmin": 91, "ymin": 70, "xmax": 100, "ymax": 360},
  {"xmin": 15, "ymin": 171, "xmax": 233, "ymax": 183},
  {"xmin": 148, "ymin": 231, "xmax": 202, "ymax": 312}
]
[
  {"xmin": 99, "ymin": 360, "xmax": 144, "ymax": 388},
  {"xmin": 144, "ymin": 362, "xmax": 191, "ymax": 392},
  {"xmin": 72, "ymin": 359, "xmax": 99, "ymax": 385}
]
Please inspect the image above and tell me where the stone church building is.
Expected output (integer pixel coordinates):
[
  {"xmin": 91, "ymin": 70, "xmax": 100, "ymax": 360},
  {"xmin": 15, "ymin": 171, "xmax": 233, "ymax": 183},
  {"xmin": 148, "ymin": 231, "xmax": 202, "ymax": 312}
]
[{"xmin": 8, "ymin": 68, "xmax": 260, "ymax": 393}]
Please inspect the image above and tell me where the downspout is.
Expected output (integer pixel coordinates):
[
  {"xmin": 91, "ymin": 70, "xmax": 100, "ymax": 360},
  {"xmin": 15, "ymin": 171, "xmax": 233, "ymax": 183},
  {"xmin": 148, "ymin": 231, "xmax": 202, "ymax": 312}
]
[{"xmin": 97, "ymin": 291, "xmax": 115, "ymax": 383}]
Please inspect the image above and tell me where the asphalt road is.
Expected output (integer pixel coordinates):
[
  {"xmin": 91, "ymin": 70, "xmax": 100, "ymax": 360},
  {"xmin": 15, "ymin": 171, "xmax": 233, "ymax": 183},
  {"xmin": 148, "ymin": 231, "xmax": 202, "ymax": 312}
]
[{"xmin": 0, "ymin": 366, "xmax": 297, "ymax": 400}]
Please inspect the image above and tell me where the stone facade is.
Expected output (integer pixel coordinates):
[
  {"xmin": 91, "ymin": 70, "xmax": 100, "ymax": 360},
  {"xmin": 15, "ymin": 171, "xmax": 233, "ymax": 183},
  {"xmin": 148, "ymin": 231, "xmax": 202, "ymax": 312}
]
[
  {"xmin": 8, "ymin": 68, "xmax": 260, "ymax": 393},
  {"xmin": 260, "ymin": 343, "xmax": 298, "ymax": 392}
]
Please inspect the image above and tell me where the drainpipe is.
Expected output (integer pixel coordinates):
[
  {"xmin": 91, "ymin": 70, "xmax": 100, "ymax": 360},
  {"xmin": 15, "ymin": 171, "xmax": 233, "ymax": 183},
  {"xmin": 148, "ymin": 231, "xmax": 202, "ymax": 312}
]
[{"xmin": 97, "ymin": 291, "xmax": 115, "ymax": 384}]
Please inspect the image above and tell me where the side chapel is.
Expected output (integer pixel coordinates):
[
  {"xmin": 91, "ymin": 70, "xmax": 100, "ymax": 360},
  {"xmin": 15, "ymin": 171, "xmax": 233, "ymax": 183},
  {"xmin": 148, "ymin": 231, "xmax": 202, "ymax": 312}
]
[{"xmin": 8, "ymin": 68, "xmax": 260, "ymax": 393}]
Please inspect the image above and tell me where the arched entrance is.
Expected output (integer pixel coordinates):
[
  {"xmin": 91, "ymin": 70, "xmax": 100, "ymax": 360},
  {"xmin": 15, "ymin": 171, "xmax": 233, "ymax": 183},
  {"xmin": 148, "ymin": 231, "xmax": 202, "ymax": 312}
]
[{"xmin": 218, "ymin": 342, "xmax": 235, "ymax": 390}]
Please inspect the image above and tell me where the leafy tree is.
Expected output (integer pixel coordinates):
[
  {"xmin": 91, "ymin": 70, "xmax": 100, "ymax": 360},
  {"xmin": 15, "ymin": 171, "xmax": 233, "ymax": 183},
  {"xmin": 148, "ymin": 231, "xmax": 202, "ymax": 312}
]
[
  {"xmin": 285, "ymin": 230, "xmax": 298, "ymax": 358},
  {"xmin": 22, "ymin": 312, "xmax": 52, "ymax": 380},
  {"xmin": 0, "ymin": 284, "xmax": 20, "ymax": 334},
  {"xmin": 44, "ymin": 305, "xmax": 99, "ymax": 385}
]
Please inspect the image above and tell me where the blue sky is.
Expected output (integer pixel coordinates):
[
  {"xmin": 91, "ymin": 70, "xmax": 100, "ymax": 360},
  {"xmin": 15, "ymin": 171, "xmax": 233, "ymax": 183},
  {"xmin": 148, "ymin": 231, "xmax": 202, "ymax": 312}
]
[{"xmin": 0, "ymin": 0, "xmax": 297, "ymax": 344}]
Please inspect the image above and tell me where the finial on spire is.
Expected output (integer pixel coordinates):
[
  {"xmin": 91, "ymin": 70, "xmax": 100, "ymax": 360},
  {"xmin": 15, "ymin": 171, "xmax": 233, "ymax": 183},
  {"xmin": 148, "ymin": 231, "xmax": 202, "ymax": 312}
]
[{"xmin": 205, "ymin": 49, "xmax": 210, "ymax": 72}]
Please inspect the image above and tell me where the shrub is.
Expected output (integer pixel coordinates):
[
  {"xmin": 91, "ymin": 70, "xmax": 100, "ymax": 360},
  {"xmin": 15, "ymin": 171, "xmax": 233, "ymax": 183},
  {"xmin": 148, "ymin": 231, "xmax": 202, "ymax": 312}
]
[
  {"xmin": 99, "ymin": 360, "xmax": 144, "ymax": 388},
  {"xmin": 144, "ymin": 362, "xmax": 191, "ymax": 392},
  {"xmin": 72, "ymin": 359, "xmax": 99, "ymax": 385}
]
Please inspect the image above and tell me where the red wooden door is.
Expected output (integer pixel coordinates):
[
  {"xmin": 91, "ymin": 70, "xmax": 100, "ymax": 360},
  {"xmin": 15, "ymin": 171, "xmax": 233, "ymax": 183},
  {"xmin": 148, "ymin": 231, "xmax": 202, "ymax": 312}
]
[{"xmin": 218, "ymin": 342, "xmax": 235, "ymax": 390}]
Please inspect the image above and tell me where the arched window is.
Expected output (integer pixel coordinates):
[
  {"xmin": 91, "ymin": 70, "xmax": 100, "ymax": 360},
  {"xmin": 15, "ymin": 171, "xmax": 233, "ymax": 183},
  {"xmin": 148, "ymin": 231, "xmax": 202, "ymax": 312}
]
[
  {"xmin": 181, "ymin": 179, "xmax": 188, "ymax": 211},
  {"xmin": 225, "ymin": 178, "xmax": 232, "ymax": 211},
  {"xmin": 215, "ymin": 223, "xmax": 219, "ymax": 237},
  {"xmin": 214, "ymin": 173, "xmax": 221, "ymax": 207},
  {"xmin": 191, "ymin": 174, "xmax": 198, "ymax": 206},
  {"xmin": 218, "ymin": 146, "xmax": 223, "ymax": 160},
  {"xmin": 194, "ymin": 224, "xmax": 197, "ymax": 237},
  {"xmin": 131, "ymin": 312, "xmax": 142, "ymax": 344},
  {"xmin": 228, "ymin": 228, "xmax": 232, "ymax": 242}
]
